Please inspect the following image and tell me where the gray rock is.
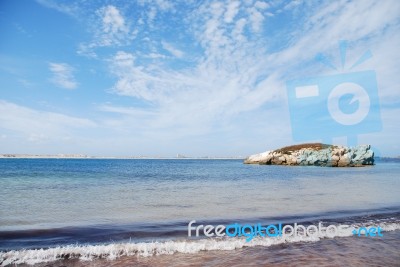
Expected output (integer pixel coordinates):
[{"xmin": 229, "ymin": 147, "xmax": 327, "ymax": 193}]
[{"xmin": 244, "ymin": 144, "xmax": 374, "ymax": 167}]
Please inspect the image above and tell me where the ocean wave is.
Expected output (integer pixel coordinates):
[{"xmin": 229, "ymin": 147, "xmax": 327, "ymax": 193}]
[{"xmin": 1, "ymin": 221, "xmax": 400, "ymax": 266}]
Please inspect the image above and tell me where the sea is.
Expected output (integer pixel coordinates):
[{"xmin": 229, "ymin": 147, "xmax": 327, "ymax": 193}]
[{"xmin": 0, "ymin": 158, "xmax": 399, "ymax": 266}]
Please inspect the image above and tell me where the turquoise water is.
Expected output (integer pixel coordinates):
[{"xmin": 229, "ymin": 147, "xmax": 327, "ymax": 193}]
[{"xmin": 0, "ymin": 159, "xmax": 399, "ymax": 266}]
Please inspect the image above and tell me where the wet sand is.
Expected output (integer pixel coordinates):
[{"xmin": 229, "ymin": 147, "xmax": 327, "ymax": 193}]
[{"xmin": 19, "ymin": 230, "xmax": 400, "ymax": 267}]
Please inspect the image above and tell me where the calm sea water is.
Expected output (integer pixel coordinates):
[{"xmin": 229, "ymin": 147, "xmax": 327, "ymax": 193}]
[{"xmin": 0, "ymin": 159, "xmax": 399, "ymax": 266}]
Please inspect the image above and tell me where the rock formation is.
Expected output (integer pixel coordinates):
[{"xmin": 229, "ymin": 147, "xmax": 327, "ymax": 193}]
[{"xmin": 244, "ymin": 143, "xmax": 374, "ymax": 167}]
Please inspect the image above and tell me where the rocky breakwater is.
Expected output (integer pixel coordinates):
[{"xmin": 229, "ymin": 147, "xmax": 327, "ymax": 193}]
[{"xmin": 244, "ymin": 143, "xmax": 374, "ymax": 167}]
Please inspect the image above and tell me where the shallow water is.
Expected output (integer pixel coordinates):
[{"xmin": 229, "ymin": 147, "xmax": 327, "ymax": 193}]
[{"xmin": 1, "ymin": 159, "xmax": 399, "ymax": 230}]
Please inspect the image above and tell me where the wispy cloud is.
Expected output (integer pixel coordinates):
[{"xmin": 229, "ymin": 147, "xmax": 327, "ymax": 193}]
[
  {"xmin": 49, "ymin": 63, "xmax": 78, "ymax": 89},
  {"xmin": 138, "ymin": 0, "xmax": 175, "ymax": 26},
  {"xmin": 0, "ymin": 100, "xmax": 96, "ymax": 143},
  {"xmin": 161, "ymin": 41, "xmax": 184, "ymax": 58},
  {"xmin": 98, "ymin": 5, "xmax": 131, "ymax": 46},
  {"xmin": 224, "ymin": 1, "xmax": 240, "ymax": 23},
  {"xmin": 247, "ymin": 1, "xmax": 269, "ymax": 33},
  {"xmin": 36, "ymin": 0, "xmax": 80, "ymax": 17},
  {"xmin": 78, "ymin": 5, "xmax": 137, "ymax": 57}
]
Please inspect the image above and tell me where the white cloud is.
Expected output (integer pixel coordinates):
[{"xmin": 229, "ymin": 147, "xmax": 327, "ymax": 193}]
[
  {"xmin": 147, "ymin": 52, "xmax": 167, "ymax": 59},
  {"xmin": 78, "ymin": 5, "xmax": 137, "ymax": 57},
  {"xmin": 224, "ymin": 1, "xmax": 240, "ymax": 23},
  {"xmin": 0, "ymin": 100, "xmax": 96, "ymax": 143},
  {"xmin": 49, "ymin": 62, "xmax": 78, "ymax": 89},
  {"xmin": 98, "ymin": 5, "xmax": 132, "ymax": 46},
  {"xmin": 102, "ymin": 6, "xmax": 127, "ymax": 35},
  {"xmin": 99, "ymin": 104, "xmax": 155, "ymax": 117},
  {"xmin": 108, "ymin": 52, "xmax": 157, "ymax": 99},
  {"xmin": 254, "ymin": 1, "xmax": 269, "ymax": 10},
  {"xmin": 161, "ymin": 41, "xmax": 184, "ymax": 58},
  {"xmin": 136, "ymin": 0, "xmax": 175, "ymax": 28},
  {"xmin": 109, "ymin": 42, "xmax": 278, "ymax": 135},
  {"xmin": 138, "ymin": 0, "xmax": 174, "ymax": 10},
  {"xmin": 154, "ymin": 0, "xmax": 174, "ymax": 11},
  {"xmin": 282, "ymin": 0, "xmax": 302, "ymax": 11},
  {"xmin": 247, "ymin": 7, "xmax": 264, "ymax": 33},
  {"xmin": 147, "ymin": 6, "xmax": 157, "ymax": 25},
  {"xmin": 36, "ymin": 0, "xmax": 79, "ymax": 17},
  {"xmin": 232, "ymin": 18, "xmax": 247, "ymax": 41},
  {"xmin": 103, "ymin": 1, "xmax": 286, "ymax": 135}
]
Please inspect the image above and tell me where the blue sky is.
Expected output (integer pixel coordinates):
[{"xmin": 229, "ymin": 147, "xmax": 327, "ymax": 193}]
[{"xmin": 0, "ymin": 0, "xmax": 399, "ymax": 157}]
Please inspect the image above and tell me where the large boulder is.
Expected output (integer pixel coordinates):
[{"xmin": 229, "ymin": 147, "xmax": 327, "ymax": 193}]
[
  {"xmin": 243, "ymin": 151, "xmax": 271, "ymax": 164},
  {"xmin": 244, "ymin": 143, "xmax": 374, "ymax": 167}
]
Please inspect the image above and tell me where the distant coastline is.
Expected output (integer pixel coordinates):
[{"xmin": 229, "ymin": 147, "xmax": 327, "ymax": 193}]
[
  {"xmin": 0, "ymin": 154, "xmax": 245, "ymax": 160},
  {"xmin": 0, "ymin": 154, "xmax": 398, "ymax": 160}
]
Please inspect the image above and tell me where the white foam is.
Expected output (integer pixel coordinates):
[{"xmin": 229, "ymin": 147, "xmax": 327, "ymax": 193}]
[{"xmin": 1, "ymin": 222, "xmax": 400, "ymax": 266}]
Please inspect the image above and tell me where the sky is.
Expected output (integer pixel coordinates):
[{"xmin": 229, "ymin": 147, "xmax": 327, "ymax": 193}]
[{"xmin": 0, "ymin": 0, "xmax": 399, "ymax": 157}]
